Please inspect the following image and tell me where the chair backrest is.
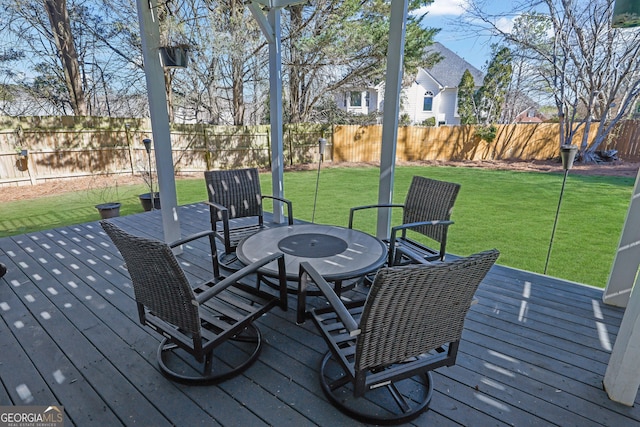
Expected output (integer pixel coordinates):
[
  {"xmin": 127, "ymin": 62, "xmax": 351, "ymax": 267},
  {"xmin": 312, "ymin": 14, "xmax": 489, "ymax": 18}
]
[
  {"xmin": 101, "ymin": 221, "xmax": 201, "ymax": 336},
  {"xmin": 355, "ymin": 249, "xmax": 499, "ymax": 372},
  {"xmin": 403, "ymin": 176, "xmax": 460, "ymax": 243},
  {"xmin": 205, "ymin": 168, "xmax": 263, "ymax": 219}
]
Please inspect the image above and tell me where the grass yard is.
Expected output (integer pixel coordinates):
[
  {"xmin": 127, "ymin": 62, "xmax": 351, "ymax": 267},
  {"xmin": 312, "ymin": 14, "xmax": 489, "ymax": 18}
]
[{"xmin": 0, "ymin": 165, "xmax": 634, "ymax": 288}]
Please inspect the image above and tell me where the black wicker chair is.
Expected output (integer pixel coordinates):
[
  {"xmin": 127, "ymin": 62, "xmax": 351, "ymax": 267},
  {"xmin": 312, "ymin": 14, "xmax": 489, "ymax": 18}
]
[
  {"xmin": 349, "ymin": 175, "xmax": 460, "ymax": 266},
  {"xmin": 205, "ymin": 168, "xmax": 293, "ymax": 277},
  {"xmin": 300, "ymin": 249, "xmax": 499, "ymax": 425},
  {"xmin": 101, "ymin": 220, "xmax": 288, "ymax": 385}
]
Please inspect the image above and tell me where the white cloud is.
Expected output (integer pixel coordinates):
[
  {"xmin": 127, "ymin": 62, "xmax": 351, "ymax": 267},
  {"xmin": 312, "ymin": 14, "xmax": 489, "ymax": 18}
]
[
  {"xmin": 495, "ymin": 16, "xmax": 514, "ymax": 33},
  {"xmin": 425, "ymin": 0, "xmax": 469, "ymax": 17}
]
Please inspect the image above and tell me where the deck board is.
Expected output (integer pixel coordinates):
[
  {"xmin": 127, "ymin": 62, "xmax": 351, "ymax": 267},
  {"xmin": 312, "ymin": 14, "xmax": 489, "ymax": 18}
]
[{"xmin": 1, "ymin": 203, "xmax": 639, "ymax": 426}]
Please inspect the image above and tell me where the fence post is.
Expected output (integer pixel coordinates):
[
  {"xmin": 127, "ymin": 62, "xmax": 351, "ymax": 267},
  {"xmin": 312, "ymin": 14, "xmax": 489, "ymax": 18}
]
[{"xmin": 124, "ymin": 124, "xmax": 135, "ymax": 175}]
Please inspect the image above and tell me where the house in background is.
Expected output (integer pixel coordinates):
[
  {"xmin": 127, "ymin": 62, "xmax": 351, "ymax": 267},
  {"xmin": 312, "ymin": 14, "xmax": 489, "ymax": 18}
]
[
  {"xmin": 334, "ymin": 43, "xmax": 484, "ymax": 126},
  {"xmin": 514, "ymin": 107, "xmax": 548, "ymax": 123},
  {"xmin": 335, "ymin": 84, "xmax": 384, "ymax": 116}
]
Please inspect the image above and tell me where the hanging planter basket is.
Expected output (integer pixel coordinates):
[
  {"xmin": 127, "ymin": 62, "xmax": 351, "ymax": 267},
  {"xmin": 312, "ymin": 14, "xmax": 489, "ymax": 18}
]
[{"xmin": 159, "ymin": 46, "xmax": 189, "ymax": 68}]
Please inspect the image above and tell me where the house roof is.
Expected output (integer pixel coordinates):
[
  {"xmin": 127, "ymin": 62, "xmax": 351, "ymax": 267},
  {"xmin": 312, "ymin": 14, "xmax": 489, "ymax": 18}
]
[{"xmin": 423, "ymin": 43, "xmax": 484, "ymax": 88}]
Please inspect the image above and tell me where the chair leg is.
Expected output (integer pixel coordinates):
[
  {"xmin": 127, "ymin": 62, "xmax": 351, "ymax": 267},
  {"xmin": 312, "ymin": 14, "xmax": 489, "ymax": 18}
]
[
  {"xmin": 319, "ymin": 352, "xmax": 433, "ymax": 425},
  {"xmin": 157, "ymin": 323, "xmax": 263, "ymax": 385}
]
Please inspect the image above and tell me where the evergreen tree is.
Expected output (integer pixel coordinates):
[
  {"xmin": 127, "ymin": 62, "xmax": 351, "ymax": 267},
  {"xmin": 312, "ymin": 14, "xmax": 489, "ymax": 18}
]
[
  {"xmin": 475, "ymin": 46, "xmax": 512, "ymax": 125},
  {"xmin": 457, "ymin": 69, "xmax": 477, "ymax": 125}
]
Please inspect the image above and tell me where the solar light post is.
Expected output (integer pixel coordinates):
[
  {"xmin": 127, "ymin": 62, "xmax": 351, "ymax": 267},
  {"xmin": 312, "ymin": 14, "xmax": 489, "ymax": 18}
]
[
  {"xmin": 312, "ymin": 138, "xmax": 327, "ymax": 223},
  {"xmin": 544, "ymin": 144, "xmax": 578, "ymax": 274}
]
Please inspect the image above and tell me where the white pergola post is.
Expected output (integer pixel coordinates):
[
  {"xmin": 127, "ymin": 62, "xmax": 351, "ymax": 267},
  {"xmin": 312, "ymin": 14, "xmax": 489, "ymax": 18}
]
[
  {"xmin": 376, "ymin": 0, "xmax": 408, "ymax": 239},
  {"xmin": 266, "ymin": 8, "xmax": 285, "ymax": 223},
  {"xmin": 248, "ymin": 0, "xmax": 304, "ymax": 224},
  {"xmin": 603, "ymin": 166, "xmax": 640, "ymax": 405},
  {"xmin": 603, "ymin": 166, "xmax": 640, "ymax": 307},
  {"xmin": 604, "ymin": 280, "xmax": 640, "ymax": 405},
  {"xmin": 135, "ymin": 0, "xmax": 181, "ymax": 244}
]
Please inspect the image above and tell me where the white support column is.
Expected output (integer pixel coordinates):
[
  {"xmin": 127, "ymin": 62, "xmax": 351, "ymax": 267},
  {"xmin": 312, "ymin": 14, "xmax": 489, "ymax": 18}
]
[
  {"xmin": 376, "ymin": 0, "xmax": 408, "ymax": 239},
  {"xmin": 267, "ymin": 8, "xmax": 285, "ymax": 223},
  {"xmin": 604, "ymin": 277, "xmax": 640, "ymax": 405},
  {"xmin": 602, "ymin": 160, "xmax": 640, "ymax": 405},
  {"xmin": 136, "ymin": 0, "xmax": 181, "ymax": 244},
  {"xmin": 603, "ymin": 166, "xmax": 640, "ymax": 307},
  {"xmin": 248, "ymin": 2, "xmax": 284, "ymax": 224}
]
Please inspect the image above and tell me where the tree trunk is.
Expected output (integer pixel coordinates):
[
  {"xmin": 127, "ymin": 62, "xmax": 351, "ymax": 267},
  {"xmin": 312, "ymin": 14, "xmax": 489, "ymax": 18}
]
[
  {"xmin": 44, "ymin": 0, "xmax": 87, "ymax": 116},
  {"xmin": 288, "ymin": 5, "xmax": 303, "ymax": 123},
  {"xmin": 232, "ymin": 56, "xmax": 245, "ymax": 125},
  {"xmin": 230, "ymin": 0, "xmax": 244, "ymax": 125},
  {"xmin": 164, "ymin": 69, "xmax": 174, "ymax": 122}
]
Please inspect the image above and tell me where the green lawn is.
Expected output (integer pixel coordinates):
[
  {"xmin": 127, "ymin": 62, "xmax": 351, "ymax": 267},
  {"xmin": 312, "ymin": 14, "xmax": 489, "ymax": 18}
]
[{"xmin": 0, "ymin": 165, "xmax": 633, "ymax": 289}]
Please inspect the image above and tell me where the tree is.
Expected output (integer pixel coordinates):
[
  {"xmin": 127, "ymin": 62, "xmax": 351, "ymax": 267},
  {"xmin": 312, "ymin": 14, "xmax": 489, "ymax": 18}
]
[
  {"xmin": 464, "ymin": 0, "xmax": 640, "ymax": 161},
  {"xmin": 457, "ymin": 69, "xmax": 478, "ymax": 125},
  {"xmin": 475, "ymin": 46, "xmax": 512, "ymax": 125},
  {"xmin": 43, "ymin": 0, "xmax": 86, "ymax": 115},
  {"xmin": 500, "ymin": 12, "xmax": 551, "ymax": 123},
  {"xmin": 0, "ymin": 0, "xmax": 147, "ymax": 117},
  {"xmin": 282, "ymin": 0, "xmax": 439, "ymax": 123}
]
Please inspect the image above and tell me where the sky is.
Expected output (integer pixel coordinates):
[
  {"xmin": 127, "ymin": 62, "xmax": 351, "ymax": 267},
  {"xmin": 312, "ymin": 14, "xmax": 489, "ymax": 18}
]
[{"xmin": 420, "ymin": 0, "xmax": 519, "ymax": 71}]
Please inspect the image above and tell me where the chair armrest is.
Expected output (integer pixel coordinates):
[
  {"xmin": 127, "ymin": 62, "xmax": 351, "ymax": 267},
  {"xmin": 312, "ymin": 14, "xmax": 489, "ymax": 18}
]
[
  {"xmin": 391, "ymin": 219, "xmax": 454, "ymax": 236},
  {"xmin": 393, "ymin": 245, "xmax": 432, "ymax": 265},
  {"xmin": 298, "ymin": 262, "xmax": 360, "ymax": 336},
  {"xmin": 389, "ymin": 220, "xmax": 454, "ymax": 265},
  {"xmin": 168, "ymin": 230, "xmax": 216, "ymax": 249},
  {"xmin": 262, "ymin": 195, "xmax": 294, "ymax": 225},
  {"xmin": 196, "ymin": 252, "xmax": 286, "ymax": 304},
  {"xmin": 203, "ymin": 200, "xmax": 231, "ymax": 248},
  {"xmin": 203, "ymin": 199, "xmax": 228, "ymax": 215},
  {"xmin": 348, "ymin": 204, "xmax": 404, "ymax": 229}
]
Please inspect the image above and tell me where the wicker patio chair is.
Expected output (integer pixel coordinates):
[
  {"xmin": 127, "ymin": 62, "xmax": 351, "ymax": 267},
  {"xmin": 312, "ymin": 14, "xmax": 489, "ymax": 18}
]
[
  {"xmin": 300, "ymin": 249, "xmax": 499, "ymax": 425},
  {"xmin": 205, "ymin": 168, "xmax": 293, "ymax": 277},
  {"xmin": 101, "ymin": 220, "xmax": 288, "ymax": 385},
  {"xmin": 349, "ymin": 175, "xmax": 460, "ymax": 266}
]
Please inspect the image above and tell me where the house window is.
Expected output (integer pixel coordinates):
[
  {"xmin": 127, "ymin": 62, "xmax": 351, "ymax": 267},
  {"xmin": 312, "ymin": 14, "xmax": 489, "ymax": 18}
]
[
  {"xmin": 365, "ymin": 91, "xmax": 370, "ymax": 107},
  {"xmin": 350, "ymin": 91, "xmax": 362, "ymax": 107},
  {"xmin": 423, "ymin": 91, "xmax": 434, "ymax": 111}
]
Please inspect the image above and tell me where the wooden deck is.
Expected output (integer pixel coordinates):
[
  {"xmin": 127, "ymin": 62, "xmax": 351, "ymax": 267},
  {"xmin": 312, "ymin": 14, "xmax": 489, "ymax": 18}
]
[{"xmin": 1, "ymin": 203, "xmax": 639, "ymax": 426}]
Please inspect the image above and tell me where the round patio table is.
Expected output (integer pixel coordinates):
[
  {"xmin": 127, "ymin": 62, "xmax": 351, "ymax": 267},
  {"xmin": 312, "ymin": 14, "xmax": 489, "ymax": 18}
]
[
  {"xmin": 237, "ymin": 224, "xmax": 387, "ymax": 322},
  {"xmin": 236, "ymin": 223, "xmax": 387, "ymax": 283}
]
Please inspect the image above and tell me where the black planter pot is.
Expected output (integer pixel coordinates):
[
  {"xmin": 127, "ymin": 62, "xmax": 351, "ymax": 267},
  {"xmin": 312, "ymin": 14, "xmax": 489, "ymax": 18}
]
[
  {"xmin": 95, "ymin": 202, "xmax": 121, "ymax": 219},
  {"xmin": 139, "ymin": 192, "xmax": 161, "ymax": 211}
]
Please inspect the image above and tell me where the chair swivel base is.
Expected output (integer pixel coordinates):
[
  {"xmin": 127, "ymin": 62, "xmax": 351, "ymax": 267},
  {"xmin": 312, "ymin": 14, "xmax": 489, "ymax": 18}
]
[
  {"xmin": 319, "ymin": 352, "xmax": 433, "ymax": 425},
  {"xmin": 157, "ymin": 323, "xmax": 262, "ymax": 385}
]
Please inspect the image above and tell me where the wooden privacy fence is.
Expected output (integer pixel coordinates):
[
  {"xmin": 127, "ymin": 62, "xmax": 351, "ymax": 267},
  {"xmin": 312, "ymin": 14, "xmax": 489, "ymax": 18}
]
[
  {"xmin": 1, "ymin": 116, "xmax": 638, "ymax": 187},
  {"xmin": 0, "ymin": 117, "xmax": 330, "ymax": 186},
  {"xmin": 332, "ymin": 122, "xmax": 602, "ymax": 162}
]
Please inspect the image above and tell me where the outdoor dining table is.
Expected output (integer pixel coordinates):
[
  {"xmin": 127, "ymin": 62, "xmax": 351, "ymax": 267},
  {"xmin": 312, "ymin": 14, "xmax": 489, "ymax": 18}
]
[{"xmin": 236, "ymin": 223, "xmax": 388, "ymax": 323}]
